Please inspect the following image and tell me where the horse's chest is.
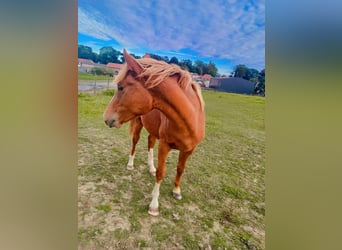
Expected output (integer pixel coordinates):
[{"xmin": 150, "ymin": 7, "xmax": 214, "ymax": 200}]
[
  {"xmin": 159, "ymin": 117, "xmax": 201, "ymax": 151},
  {"xmin": 162, "ymin": 131, "xmax": 196, "ymax": 151}
]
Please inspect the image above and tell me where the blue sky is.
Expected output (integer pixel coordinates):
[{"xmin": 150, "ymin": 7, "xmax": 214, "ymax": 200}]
[{"xmin": 78, "ymin": 0, "xmax": 264, "ymax": 75}]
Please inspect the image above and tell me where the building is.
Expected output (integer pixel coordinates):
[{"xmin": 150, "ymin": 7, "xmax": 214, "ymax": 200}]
[
  {"xmin": 191, "ymin": 73, "xmax": 213, "ymax": 88},
  {"xmin": 78, "ymin": 58, "xmax": 95, "ymax": 73},
  {"xmin": 201, "ymin": 74, "xmax": 213, "ymax": 87},
  {"xmin": 106, "ymin": 63, "xmax": 123, "ymax": 75},
  {"xmin": 209, "ymin": 77, "xmax": 256, "ymax": 95}
]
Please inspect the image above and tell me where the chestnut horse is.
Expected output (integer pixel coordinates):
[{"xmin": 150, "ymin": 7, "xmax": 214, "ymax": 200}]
[{"xmin": 103, "ymin": 49, "xmax": 205, "ymax": 216}]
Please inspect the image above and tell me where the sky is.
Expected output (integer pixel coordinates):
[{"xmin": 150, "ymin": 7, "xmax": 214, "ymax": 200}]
[{"xmin": 78, "ymin": 0, "xmax": 265, "ymax": 76}]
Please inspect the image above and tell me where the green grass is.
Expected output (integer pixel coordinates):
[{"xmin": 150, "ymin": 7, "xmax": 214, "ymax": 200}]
[
  {"xmin": 78, "ymin": 89, "xmax": 265, "ymax": 249},
  {"xmin": 96, "ymin": 204, "xmax": 111, "ymax": 213},
  {"xmin": 78, "ymin": 72, "xmax": 114, "ymax": 80}
]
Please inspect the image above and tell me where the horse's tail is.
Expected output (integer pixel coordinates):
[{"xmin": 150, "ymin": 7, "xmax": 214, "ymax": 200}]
[
  {"xmin": 191, "ymin": 83, "xmax": 205, "ymax": 111},
  {"xmin": 129, "ymin": 116, "xmax": 143, "ymax": 137}
]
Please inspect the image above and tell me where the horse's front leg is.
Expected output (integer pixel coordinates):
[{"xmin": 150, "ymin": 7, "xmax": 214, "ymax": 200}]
[
  {"xmin": 147, "ymin": 134, "xmax": 157, "ymax": 176},
  {"xmin": 148, "ymin": 140, "xmax": 170, "ymax": 216},
  {"xmin": 127, "ymin": 117, "xmax": 143, "ymax": 170},
  {"xmin": 172, "ymin": 149, "xmax": 194, "ymax": 200}
]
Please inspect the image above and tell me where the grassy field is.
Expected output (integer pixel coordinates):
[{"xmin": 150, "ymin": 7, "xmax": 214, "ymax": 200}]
[
  {"xmin": 78, "ymin": 72, "xmax": 114, "ymax": 80},
  {"xmin": 78, "ymin": 89, "xmax": 265, "ymax": 249}
]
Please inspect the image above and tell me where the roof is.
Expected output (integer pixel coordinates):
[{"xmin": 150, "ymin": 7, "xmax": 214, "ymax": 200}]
[
  {"xmin": 202, "ymin": 74, "xmax": 212, "ymax": 80},
  {"xmin": 78, "ymin": 58, "xmax": 94, "ymax": 65},
  {"xmin": 107, "ymin": 63, "xmax": 123, "ymax": 69}
]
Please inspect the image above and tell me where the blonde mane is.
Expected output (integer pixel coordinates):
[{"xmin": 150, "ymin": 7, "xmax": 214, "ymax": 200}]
[
  {"xmin": 116, "ymin": 58, "xmax": 204, "ymax": 110},
  {"xmin": 138, "ymin": 58, "xmax": 191, "ymax": 89}
]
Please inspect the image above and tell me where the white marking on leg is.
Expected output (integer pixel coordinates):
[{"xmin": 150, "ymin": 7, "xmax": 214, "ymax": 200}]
[
  {"xmin": 149, "ymin": 182, "xmax": 160, "ymax": 209},
  {"xmin": 173, "ymin": 186, "xmax": 181, "ymax": 195},
  {"xmin": 127, "ymin": 154, "xmax": 134, "ymax": 170},
  {"xmin": 148, "ymin": 148, "xmax": 156, "ymax": 175},
  {"xmin": 128, "ymin": 154, "xmax": 135, "ymax": 165},
  {"xmin": 172, "ymin": 186, "xmax": 182, "ymax": 200}
]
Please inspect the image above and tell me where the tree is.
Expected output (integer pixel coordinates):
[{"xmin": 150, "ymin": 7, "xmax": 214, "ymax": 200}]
[
  {"xmin": 162, "ymin": 56, "xmax": 169, "ymax": 63},
  {"xmin": 194, "ymin": 60, "xmax": 205, "ymax": 75},
  {"xmin": 232, "ymin": 64, "xmax": 249, "ymax": 78},
  {"xmin": 147, "ymin": 53, "xmax": 167, "ymax": 63},
  {"xmin": 179, "ymin": 59, "xmax": 194, "ymax": 72},
  {"xmin": 78, "ymin": 45, "xmax": 98, "ymax": 62},
  {"xmin": 255, "ymin": 69, "xmax": 265, "ymax": 95},
  {"xmin": 232, "ymin": 65, "xmax": 259, "ymax": 82},
  {"xmin": 169, "ymin": 56, "xmax": 179, "ymax": 65},
  {"xmin": 206, "ymin": 61, "xmax": 218, "ymax": 77},
  {"xmin": 258, "ymin": 69, "xmax": 265, "ymax": 84},
  {"xmin": 98, "ymin": 46, "xmax": 122, "ymax": 64},
  {"xmin": 149, "ymin": 53, "xmax": 163, "ymax": 61},
  {"xmin": 247, "ymin": 68, "xmax": 259, "ymax": 83}
]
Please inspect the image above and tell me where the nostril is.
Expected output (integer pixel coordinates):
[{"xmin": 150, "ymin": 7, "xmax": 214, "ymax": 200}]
[{"xmin": 105, "ymin": 119, "xmax": 115, "ymax": 128}]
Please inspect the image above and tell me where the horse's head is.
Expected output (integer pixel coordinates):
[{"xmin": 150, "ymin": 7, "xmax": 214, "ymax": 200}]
[{"xmin": 103, "ymin": 49, "xmax": 153, "ymax": 128}]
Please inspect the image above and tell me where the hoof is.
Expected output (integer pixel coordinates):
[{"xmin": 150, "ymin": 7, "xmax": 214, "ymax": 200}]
[
  {"xmin": 149, "ymin": 170, "xmax": 156, "ymax": 176},
  {"xmin": 127, "ymin": 165, "xmax": 134, "ymax": 170},
  {"xmin": 148, "ymin": 207, "xmax": 159, "ymax": 216},
  {"xmin": 172, "ymin": 192, "xmax": 182, "ymax": 200}
]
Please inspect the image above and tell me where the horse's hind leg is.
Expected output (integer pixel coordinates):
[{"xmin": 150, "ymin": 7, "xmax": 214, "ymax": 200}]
[
  {"xmin": 172, "ymin": 149, "xmax": 194, "ymax": 200},
  {"xmin": 147, "ymin": 134, "xmax": 157, "ymax": 176},
  {"xmin": 127, "ymin": 117, "xmax": 143, "ymax": 170}
]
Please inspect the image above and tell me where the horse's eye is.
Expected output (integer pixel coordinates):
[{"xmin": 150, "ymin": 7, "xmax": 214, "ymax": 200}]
[{"xmin": 118, "ymin": 85, "xmax": 124, "ymax": 91}]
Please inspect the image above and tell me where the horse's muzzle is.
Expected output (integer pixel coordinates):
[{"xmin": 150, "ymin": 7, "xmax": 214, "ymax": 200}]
[{"xmin": 104, "ymin": 118, "xmax": 116, "ymax": 128}]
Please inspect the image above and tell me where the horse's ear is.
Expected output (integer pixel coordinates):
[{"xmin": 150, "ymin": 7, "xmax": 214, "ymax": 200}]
[{"xmin": 123, "ymin": 49, "xmax": 143, "ymax": 75}]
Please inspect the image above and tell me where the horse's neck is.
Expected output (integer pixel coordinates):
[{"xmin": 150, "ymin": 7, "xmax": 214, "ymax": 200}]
[{"xmin": 151, "ymin": 80, "xmax": 198, "ymax": 134}]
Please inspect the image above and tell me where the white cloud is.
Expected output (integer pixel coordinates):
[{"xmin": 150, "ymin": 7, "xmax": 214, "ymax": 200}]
[
  {"xmin": 78, "ymin": 8, "xmax": 112, "ymax": 41},
  {"xmin": 78, "ymin": 0, "xmax": 265, "ymax": 70}
]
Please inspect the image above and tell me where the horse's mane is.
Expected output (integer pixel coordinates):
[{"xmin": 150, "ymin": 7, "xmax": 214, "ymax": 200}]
[
  {"xmin": 138, "ymin": 58, "xmax": 191, "ymax": 90},
  {"xmin": 116, "ymin": 58, "xmax": 204, "ymax": 110}
]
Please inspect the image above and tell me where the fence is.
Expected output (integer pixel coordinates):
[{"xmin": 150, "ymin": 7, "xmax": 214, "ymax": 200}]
[{"xmin": 78, "ymin": 78, "xmax": 117, "ymax": 94}]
